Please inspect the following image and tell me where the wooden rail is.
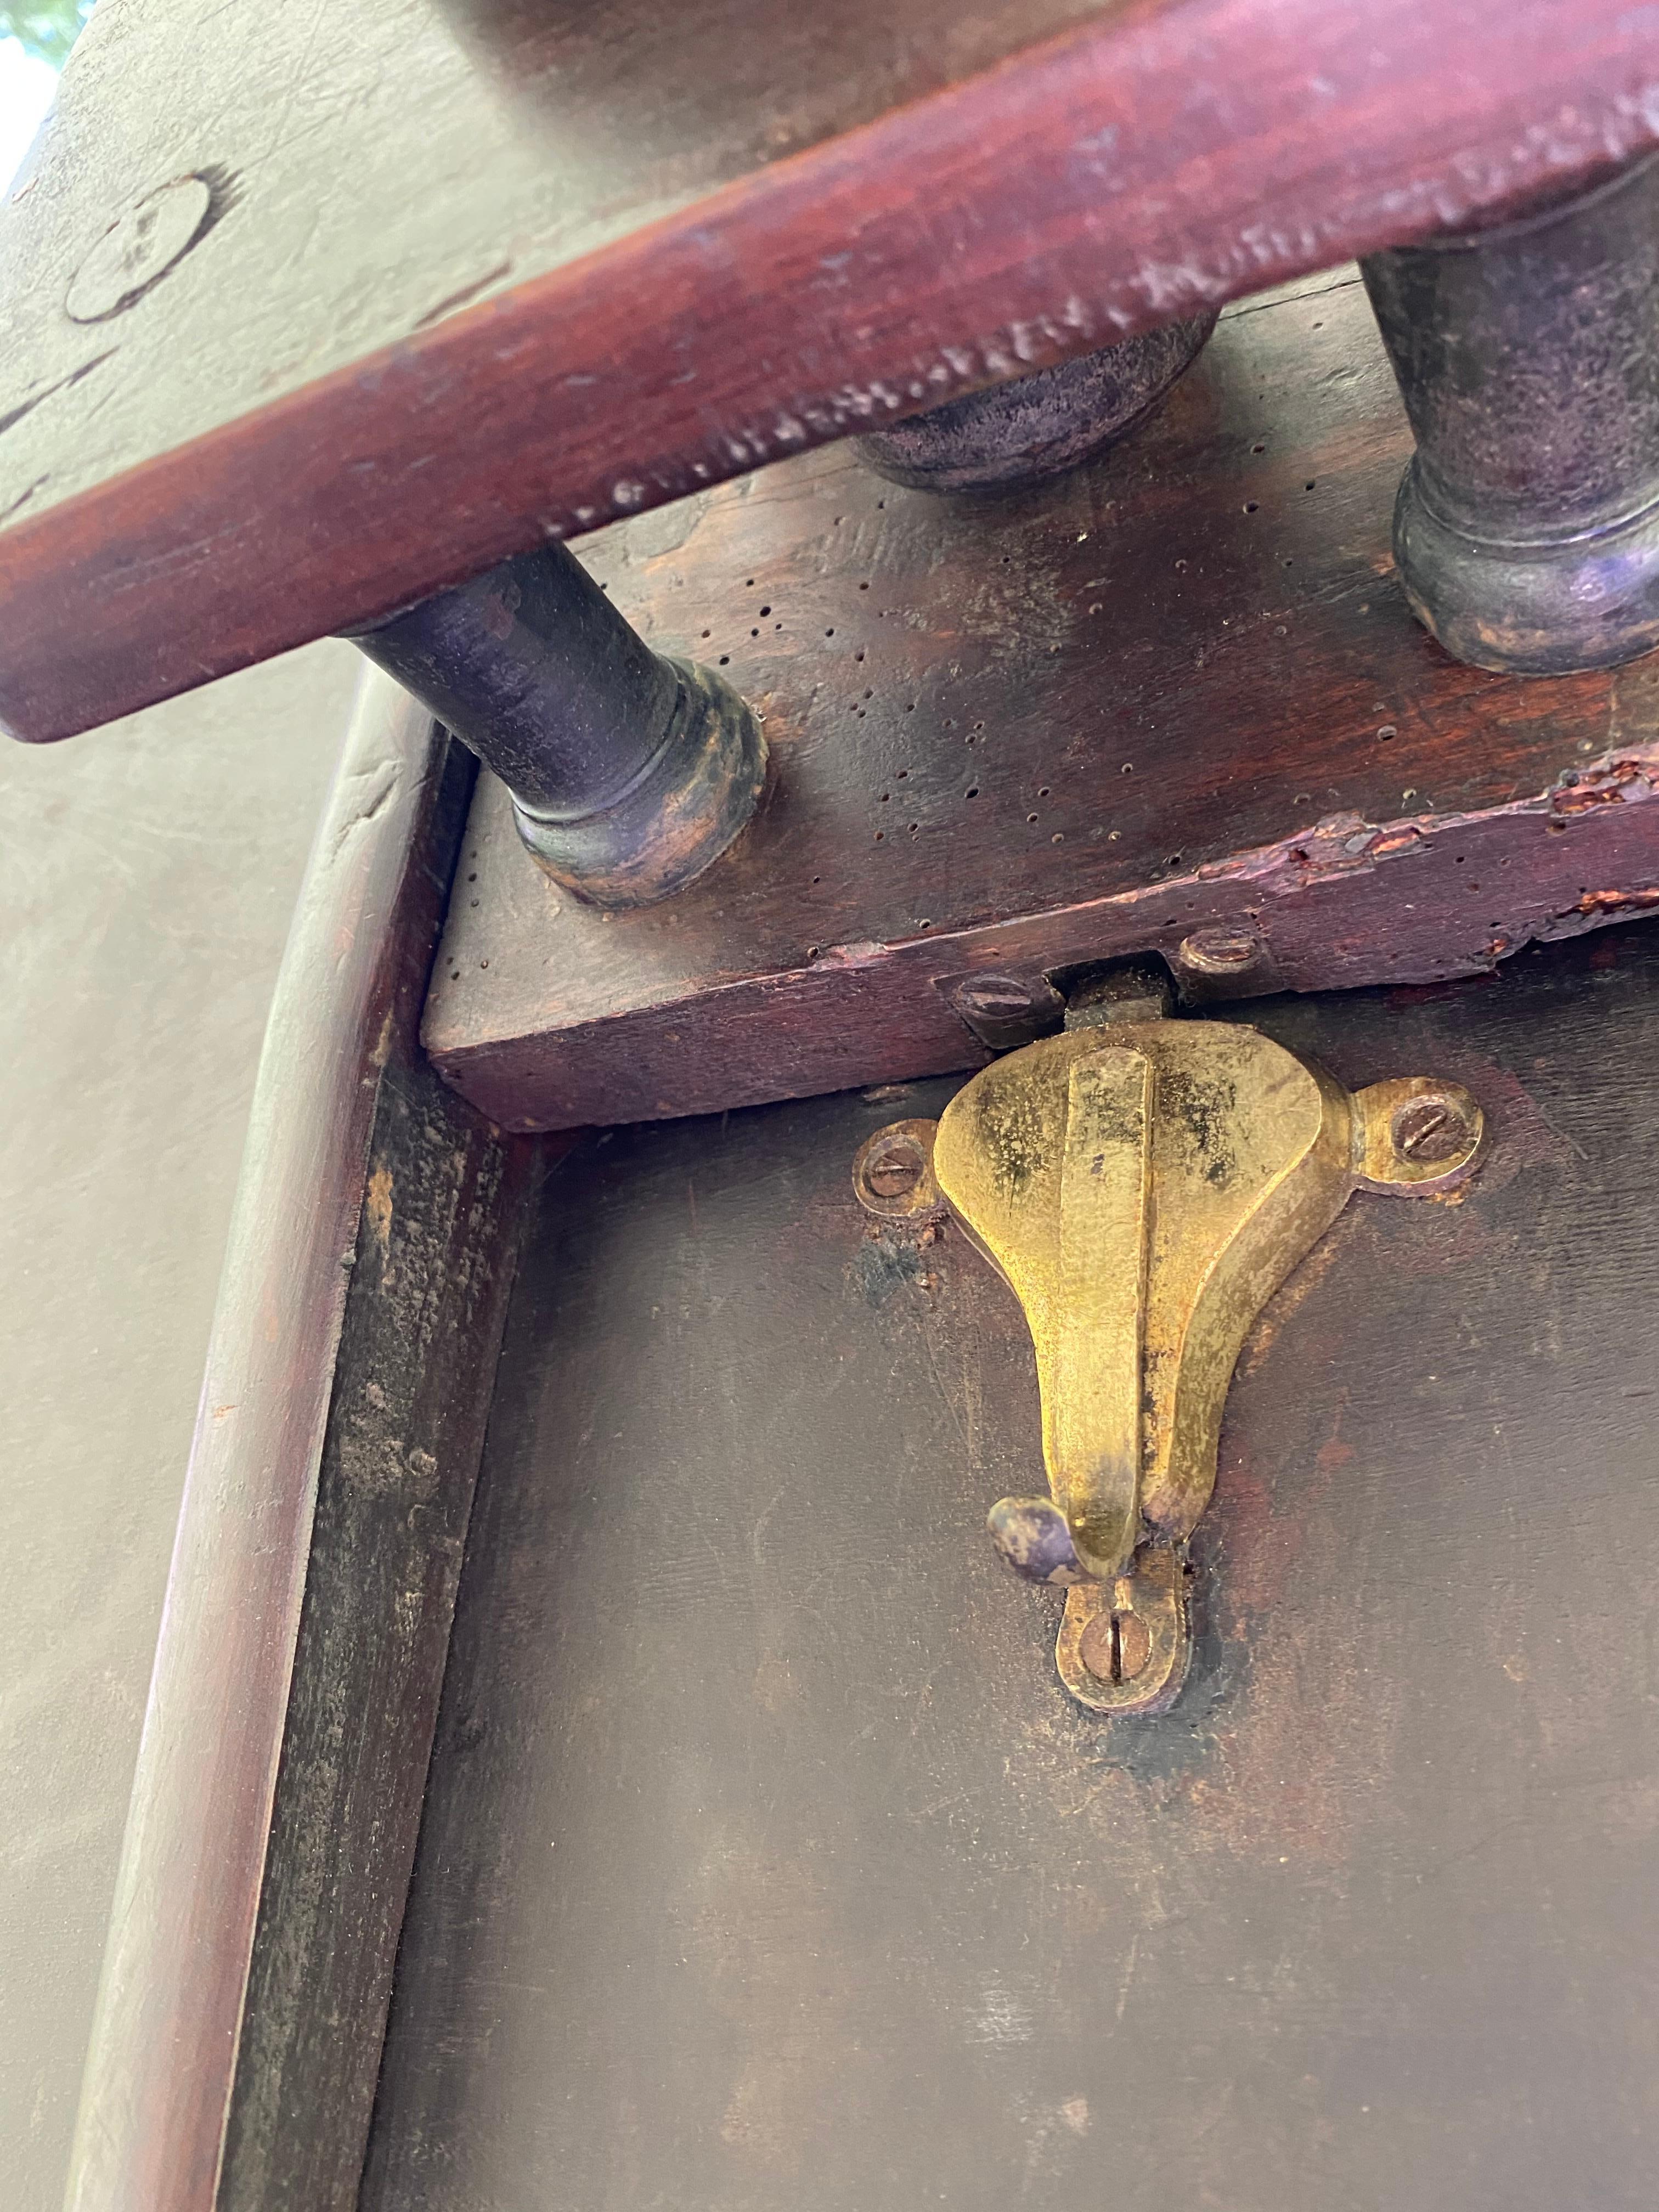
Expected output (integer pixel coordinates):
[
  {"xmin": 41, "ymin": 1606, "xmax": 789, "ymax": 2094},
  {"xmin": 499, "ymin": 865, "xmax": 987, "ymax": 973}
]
[{"xmin": 0, "ymin": 0, "xmax": 1655, "ymax": 740}]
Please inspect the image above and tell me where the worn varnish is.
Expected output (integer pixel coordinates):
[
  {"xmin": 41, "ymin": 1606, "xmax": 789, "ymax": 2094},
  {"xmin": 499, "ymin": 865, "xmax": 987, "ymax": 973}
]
[
  {"xmin": 1, "ymin": 1, "xmax": 1655, "ymax": 738},
  {"xmin": 217, "ymin": 1046, "xmax": 529, "ymax": 2212},
  {"xmin": 363, "ymin": 920, "xmax": 1659, "ymax": 2211},
  {"xmin": 425, "ymin": 275, "xmax": 1659, "ymax": 1131}
]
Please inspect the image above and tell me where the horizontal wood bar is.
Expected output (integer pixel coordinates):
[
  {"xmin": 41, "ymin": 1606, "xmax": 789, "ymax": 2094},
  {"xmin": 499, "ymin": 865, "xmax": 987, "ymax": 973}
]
[
  {"xmin": 422, "ymin": 276, "xmax": 1659, "ymax": 1131},
  {"xmin": 2, "ymin": 0, "xmax": 1656, "ymax": 740}
]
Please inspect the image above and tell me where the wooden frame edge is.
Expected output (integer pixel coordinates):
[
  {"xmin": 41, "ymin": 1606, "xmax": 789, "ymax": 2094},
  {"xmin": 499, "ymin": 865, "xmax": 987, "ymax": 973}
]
[{"xmin": 62, "ymin": 671, "xmax": 523, "ymax": 2212}]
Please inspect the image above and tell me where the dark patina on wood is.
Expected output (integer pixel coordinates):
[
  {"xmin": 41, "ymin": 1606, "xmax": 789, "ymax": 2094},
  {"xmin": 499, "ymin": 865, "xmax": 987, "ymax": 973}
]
[
  {"xmin": 0, "ymin": 0, "xmax": 1655, "ymax": 740},
  {"xmin": 217, "ymin": 1048, "xmax": 529, "ymax": 2212},
  {"xmin": 423, "ymin": 276, "xmax": 1659, "ymax": 1132},
  {"xmin": 363, "ymin": 917, "xmax": 1659, "ymax": 2212}
]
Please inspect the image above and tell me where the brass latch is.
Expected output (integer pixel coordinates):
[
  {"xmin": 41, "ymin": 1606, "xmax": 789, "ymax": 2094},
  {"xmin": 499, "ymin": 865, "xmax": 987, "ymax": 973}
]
[{"xmin": 852, "ymin": 981, "xmax": 1483, "ymax": 1716}]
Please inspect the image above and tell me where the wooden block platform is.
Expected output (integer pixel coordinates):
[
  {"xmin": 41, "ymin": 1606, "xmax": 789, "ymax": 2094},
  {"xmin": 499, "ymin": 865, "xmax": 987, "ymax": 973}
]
[{"xmin": 423, "ymin": 274, "xmax": 1659, "ymax": 1131}]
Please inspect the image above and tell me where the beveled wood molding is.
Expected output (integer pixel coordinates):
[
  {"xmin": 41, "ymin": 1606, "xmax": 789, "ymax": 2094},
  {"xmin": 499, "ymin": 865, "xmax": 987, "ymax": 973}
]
[{"xmin": 63, "ymin": 672, "xmax": 530, "ymax": 2212}]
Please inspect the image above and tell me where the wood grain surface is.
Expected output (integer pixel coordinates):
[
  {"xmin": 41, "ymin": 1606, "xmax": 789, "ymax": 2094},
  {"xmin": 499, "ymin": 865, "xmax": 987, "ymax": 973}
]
[
  {"xmin": 61, "ymin": 675, "xmax": 523, "ymax": 2212},
  {"xmin": 216, "ymin": 1049, "xmax": 530, "ymax": 2212},
  {"xmin": 364, "ymin": 918, "xmax": 1659, "ymax": 2212},
  {"xmin": 1, "ymin": 0, "xmax": 1655, "ymax": 739},
  {"xmin": 424, "ymin": 275, "xmax": 1659, "ymax": 1131}
]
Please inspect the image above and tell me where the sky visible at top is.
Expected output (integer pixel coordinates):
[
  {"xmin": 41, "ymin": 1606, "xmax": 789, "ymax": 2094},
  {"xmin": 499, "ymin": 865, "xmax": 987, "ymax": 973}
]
[{"xmin": 0, "ymin": 38, "xmax": 58, "ymax": 191}]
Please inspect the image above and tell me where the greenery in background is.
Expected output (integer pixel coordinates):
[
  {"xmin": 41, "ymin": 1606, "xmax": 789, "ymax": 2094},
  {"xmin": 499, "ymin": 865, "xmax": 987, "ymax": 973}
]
[{"xmin": 0, "ymin": 2, "xmax": 93, "ymax": 67}]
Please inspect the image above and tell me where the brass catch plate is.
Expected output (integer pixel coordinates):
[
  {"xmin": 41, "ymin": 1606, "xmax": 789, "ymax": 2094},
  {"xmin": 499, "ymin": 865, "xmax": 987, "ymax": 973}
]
[{"xmin": 859, "ymin": 1011, "xmax": 1483, "ymax": 1716}]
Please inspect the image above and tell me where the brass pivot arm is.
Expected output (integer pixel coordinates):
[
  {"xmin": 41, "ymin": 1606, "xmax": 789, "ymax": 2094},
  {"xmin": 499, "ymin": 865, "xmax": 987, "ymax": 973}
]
[{"xmin": 858, "ymin": 1002, "xmax": 1483, "ymax": 1718}]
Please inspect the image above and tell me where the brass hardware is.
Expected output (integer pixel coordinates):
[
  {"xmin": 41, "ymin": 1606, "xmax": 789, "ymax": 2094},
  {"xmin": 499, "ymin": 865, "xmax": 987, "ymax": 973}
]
[
  {"xmin": 869, "ymin": 1009, "xmax": 1483, "ymax": 1716},
  {"xmin": 851, "ymin": 1119, "xmax": 944, "ymax": 1222},
  {"xmin": 1059, "ymin": 1548, "xmax": 1187, "ymax": 1716}
]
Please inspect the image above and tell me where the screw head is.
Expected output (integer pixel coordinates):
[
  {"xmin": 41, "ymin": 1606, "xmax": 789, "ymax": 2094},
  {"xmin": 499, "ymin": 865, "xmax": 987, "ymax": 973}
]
[
  {"xmin": 953, "ymin": 974, "xmax": 1043, "ymax": 1020},
  {"xmin": 1079, "ymin": 1607, "xmax": 1153, "ymax": 1684},
  {"xmin": 851, "ymin": 1119, "xmax": 943, "ymax": 1220},
  {"xmin": 1390, "ymin": 1093, "xmax": 1472, "ymax": 1164},
  {"xmin": 866, "ymin": 1139, "xmax": 924, "ymax": 1199},
  {"xmin": 949, "ymin": 971, "xmax": 1064, "ymax": 1049},
  {"xmin": 1353, "ymin": 1075, "xmax": 1485, "ymax": 1195},
  {"xmin": 1177, "ymin": 926, "xmax": 1262, "ymax": 976}
]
